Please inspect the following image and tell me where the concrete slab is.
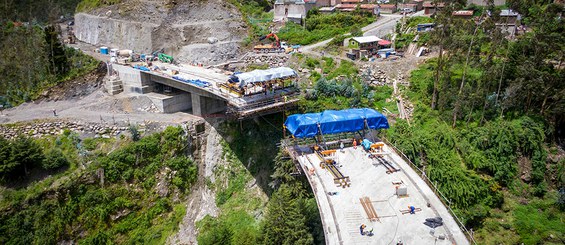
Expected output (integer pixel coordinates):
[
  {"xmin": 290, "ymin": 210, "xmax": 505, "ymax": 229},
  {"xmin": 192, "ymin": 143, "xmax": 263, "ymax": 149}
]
[{"xmin": 297, "ymin": 145, "xmax": 470, "ymax": 245}]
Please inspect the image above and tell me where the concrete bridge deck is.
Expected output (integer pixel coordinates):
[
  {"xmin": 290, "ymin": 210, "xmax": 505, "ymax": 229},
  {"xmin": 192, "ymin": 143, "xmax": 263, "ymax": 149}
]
[
  {"xmin": 289, "ymin": 144, "xmax": 470, "ymax": 245},
  {"xmin": 111, "ymin": 62, "xmax": 298, "ymax": 118}
]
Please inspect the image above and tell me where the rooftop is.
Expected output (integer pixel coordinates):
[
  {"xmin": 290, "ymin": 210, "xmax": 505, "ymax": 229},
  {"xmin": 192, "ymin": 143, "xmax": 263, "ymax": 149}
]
[
  {"xmin": 352, "ymin": 35, "xmax": 382, "ymax": 44},
  {"xmin": 293, "ymin": 144, "xmax": 470, "ymax": 245},
  {"xmin": 500, "ymin": 9, "xmax": 519, "ymax": 16},
  {"xmin": 336, "ymin": 3, "xmax": 378, "ymax": 9},
  {"xmin": 452, "ymin": 10, "xmax": 474, "ymax": 16}
]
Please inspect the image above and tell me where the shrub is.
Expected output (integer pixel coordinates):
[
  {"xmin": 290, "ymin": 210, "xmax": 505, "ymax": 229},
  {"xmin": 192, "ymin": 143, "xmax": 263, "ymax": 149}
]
[{"xmin": 42, "ymin": 149, "xmax": 69, "ymax": 170}]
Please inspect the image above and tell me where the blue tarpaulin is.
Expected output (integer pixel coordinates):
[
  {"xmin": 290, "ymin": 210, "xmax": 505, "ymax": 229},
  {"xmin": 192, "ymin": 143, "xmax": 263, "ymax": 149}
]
[{"xmin": 284, "ymin": 108, "xmax": 389, "ymax": 138}]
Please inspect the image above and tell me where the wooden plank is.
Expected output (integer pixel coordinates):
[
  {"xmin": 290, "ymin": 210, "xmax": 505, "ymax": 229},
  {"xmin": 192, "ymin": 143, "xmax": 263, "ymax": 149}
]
[
  {"xmin": 364, "ymin": 197, "xmax": 380, "ymax": 222},
  {"xmin": 360, "ymin": 198, "xmax": 372, "ymax": 221}
]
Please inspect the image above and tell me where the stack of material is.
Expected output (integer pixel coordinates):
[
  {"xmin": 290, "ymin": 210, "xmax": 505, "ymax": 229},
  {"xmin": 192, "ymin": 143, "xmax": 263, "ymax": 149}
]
[{"xmin": 424, "ymin": 217, "xmax": 444, "ymax": 228}]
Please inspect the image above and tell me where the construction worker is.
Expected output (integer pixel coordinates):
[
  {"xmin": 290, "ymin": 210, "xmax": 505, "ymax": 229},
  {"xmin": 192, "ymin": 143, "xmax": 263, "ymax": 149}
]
[
  {"xmin": 359, "ymin": 224, "xmax": 366, "ymax": 235},
  {"xmin": 409, "ymin": 206, "xmax": 416, "ymax": 214},
  {"xmin": 52, "ymin": 109, "xmax": 57, "ymax": 117},
  {"xmin": 353, "ymin": 138, "xmax": 357, "ymax": 149}
]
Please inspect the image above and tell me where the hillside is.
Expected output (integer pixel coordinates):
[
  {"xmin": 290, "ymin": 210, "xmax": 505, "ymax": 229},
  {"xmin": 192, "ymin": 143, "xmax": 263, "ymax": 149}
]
[
  {"xmin": 74, "ymin": 0, "xmax": 248, "ymax": 65},
  {"xmin": 1, "ymin": 0, "xmax": 564, "ymax": 244}
]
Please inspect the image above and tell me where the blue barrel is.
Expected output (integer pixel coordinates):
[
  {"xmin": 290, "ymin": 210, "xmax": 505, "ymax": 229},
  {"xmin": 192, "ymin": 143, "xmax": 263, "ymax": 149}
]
[
  {"xmin": 140, "ymin": 54, "xmax": 146, "ymax": 60},
  {"xmin": 100, "ymin": 47, "xmax": 109, "ymax": 55}
]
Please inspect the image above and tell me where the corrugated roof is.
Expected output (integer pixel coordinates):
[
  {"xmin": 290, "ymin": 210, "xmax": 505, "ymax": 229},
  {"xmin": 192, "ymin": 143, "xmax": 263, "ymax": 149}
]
[
  {"xmin": 500, "ymin": 9, "xmax": 519, "ymax": 16},
  {"xmin": 352, "ymin": 35, "xmax": 382, "ymax": 44},
  {"xmin": 452, "ymin": 10, "xmax": 474, "ymax": 16}
]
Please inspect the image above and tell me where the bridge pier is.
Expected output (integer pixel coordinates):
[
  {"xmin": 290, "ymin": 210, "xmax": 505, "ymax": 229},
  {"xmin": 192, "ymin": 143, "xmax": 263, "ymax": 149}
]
[{"xmin": 191, "ymin": 94, "xmax": 227, "ymax": 116}]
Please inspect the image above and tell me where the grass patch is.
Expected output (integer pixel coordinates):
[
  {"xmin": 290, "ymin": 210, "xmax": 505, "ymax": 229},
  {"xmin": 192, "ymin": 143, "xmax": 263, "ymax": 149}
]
[
  {"xmin": 278, "ymin": 12, "xmax": 375, "ymax": 45},
  {"xmin": 76, "ymin": 0, "xmax": 121, "ymax": 12}
]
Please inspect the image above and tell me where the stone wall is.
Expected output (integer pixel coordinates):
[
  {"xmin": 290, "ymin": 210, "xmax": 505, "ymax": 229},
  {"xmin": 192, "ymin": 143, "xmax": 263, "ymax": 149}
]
[{"xmin": 75, "ymin": 13, "xmax": 157, "ymax": 54}]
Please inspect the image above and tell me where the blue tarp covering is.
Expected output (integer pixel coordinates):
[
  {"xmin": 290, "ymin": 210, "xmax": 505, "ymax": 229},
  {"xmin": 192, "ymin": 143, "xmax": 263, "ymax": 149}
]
[
  {"xmin": 172, "ymin": 75, "xmax": 211, "ymax": 88},
  {"xmin": 284, "ymin": 108, "xmax": 389, "ymax": 138}
]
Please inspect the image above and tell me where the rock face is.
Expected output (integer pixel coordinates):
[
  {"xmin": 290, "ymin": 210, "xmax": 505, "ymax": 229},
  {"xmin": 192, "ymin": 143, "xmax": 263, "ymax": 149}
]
[{"xmin": 74, "ymin": 0, "xmax": 247, "ymax": 65}]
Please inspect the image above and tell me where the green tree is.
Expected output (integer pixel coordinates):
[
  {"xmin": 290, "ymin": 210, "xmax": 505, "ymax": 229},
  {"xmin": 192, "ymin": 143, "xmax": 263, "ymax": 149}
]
[
  {"xmin": 261, "ymin": 184, "xmax": 314, "ymax": 245},
  {"xmin": 42, "ymin": 148, "xmax": 69, "ymax": 170}
]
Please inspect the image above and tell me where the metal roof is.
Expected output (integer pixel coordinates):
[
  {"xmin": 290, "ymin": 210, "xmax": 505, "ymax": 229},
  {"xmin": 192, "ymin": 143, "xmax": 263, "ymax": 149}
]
[
  {"xmin": 351, "ymin": 36, "xmax": 382, "ymax": 44},
  {"xmin": 500, "ymin": 9, "xmax": 519, "ymax": 16}
]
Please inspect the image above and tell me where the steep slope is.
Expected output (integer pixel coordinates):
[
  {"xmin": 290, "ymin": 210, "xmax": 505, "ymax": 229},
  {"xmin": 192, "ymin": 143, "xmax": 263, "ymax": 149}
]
[{"xmin": 74, "ymin": 0, "xmax": 247, "ymax": 65}]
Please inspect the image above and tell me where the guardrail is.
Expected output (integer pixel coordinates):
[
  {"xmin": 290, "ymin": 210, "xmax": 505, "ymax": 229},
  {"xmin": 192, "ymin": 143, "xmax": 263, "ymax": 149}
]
[{"xmin": 382, "ymin": 137, "xmax": 478, "ymax": 245}]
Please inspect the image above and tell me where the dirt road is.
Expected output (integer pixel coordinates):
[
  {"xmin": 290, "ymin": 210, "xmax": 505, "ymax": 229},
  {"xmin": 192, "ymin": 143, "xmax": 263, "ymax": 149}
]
[{"xmin": 0, "ymin": 88, "xmax": 200, "ymax": 126}]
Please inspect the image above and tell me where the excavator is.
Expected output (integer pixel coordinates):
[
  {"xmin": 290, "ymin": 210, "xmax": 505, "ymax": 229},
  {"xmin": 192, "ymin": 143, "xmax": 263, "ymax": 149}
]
[{"xmin": 253, "ymin": 33, "xmax": 291, "ymax": 53}]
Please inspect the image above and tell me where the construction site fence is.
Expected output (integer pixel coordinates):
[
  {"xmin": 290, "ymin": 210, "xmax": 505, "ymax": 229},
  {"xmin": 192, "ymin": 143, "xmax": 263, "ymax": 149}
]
[{"xmin": 382, "ymin": 137, "xmax": 478, "ymax": 245}]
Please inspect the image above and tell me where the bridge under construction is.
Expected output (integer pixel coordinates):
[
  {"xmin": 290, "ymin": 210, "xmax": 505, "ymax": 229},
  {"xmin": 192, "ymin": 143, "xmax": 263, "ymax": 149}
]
[{"xmin": 107, "ymin": 62, "xmax": 299, "ymax": 119}]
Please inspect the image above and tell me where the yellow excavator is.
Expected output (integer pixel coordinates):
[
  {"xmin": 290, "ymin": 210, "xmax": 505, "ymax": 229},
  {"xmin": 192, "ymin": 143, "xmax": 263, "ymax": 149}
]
[{"xmin": 253, "ymin": 33, "xmax": 292, "ymax": 53}]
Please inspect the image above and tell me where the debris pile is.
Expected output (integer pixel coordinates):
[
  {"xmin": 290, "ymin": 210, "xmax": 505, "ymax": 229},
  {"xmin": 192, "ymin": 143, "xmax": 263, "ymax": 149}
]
[
  {"xmin": 360, "ymin": 65, "xmax": 388, "ymax": 86},
  {"xmin": 242, "ymin": 54, "xmax": 289, "ymax": 67}
]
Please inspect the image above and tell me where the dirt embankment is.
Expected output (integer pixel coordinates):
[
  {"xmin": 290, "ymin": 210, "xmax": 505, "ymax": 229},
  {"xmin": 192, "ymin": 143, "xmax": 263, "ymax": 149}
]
[
  {"xmin": 74, "ymin": 0, "xmax": 247, "ymax": 65},
  {"xmin": 37, "ymin": 62, "xmax": 107, "ymax": 102}
]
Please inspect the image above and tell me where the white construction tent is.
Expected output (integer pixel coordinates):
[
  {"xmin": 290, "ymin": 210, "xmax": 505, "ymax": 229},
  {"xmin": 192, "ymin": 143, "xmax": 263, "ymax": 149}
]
[{"xmin": 234, "ymin": 67, "xmax": 297, "ymax": 88}]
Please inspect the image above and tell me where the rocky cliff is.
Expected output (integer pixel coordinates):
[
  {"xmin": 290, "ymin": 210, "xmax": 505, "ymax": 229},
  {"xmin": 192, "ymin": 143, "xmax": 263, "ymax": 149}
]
[{"xmin": 74, "ymin": 0, "xmax": 247, "ymax": 65}]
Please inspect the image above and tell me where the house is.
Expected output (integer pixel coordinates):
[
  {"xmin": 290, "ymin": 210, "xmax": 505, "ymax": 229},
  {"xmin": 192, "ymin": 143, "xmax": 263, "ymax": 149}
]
[
  {"xmin": 349, "ymin": 36, "xmax": 382, "ymax": 50},
  {"xmin": 499, "ymin": 9, "xmax": 519, "ymax": 24},
  {"xmin": 342, "ymin": 0, "xmax": 362, "ymax": 3},
  {"xmin": 423, "ymin": 1, "xmax": 445, "ymax": 15},
  {"xmin": 274, "ymin": 0, "xmax": 318, "ymax": 24},
  {"xmin": 411, "ymin": 0, "xmax": 424, "ymax": 11},
  {"xmin": 452, "ymin": 10, "xmax": 474, "ymax": 19},
  {"xmin": 496, "ymin": 9, "xmax": 520, "ymax": 36},
  {"xmin": 377, "ymin": 4, "xmax": 398, "ymax": 14},
  {"xmin": 399, "ymin": 3, "xmax": 419, "ymax": 12}
]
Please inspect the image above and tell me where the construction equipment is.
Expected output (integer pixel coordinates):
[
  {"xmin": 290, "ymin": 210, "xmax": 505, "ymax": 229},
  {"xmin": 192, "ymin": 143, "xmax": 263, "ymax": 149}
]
[
  {"xmin": 149, "ymin": 49, "xmax": 174, "ymax": 63},
  {"xmin": 158, "ymin": 53, "xmax": 174, "ymax": 63},
  {"xmin": 254, "ymin": 33, "xmax": 291, "ymax": 53}
]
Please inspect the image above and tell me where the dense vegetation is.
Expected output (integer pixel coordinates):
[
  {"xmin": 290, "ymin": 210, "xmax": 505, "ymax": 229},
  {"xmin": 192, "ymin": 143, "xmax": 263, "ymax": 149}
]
[
  {"xmin": 194, "ymin": 113, "xmax": 325, "ymax": 245},
  {"xmin": 0, "ymin": 0, "xmax": 82, "ymax": 23},
  {"xmin": 0, "ymin": 22, "xmax": 99, "ymax": 108},
  {"xmin": 0, "ymin": 127, "xmax": 197, "ymax": 244},
  {"xmin": 384, "ymin": 1, "xmax": 564, "ymax": 243}
]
